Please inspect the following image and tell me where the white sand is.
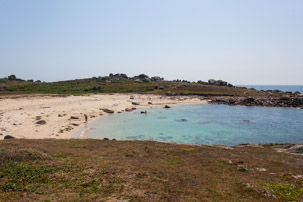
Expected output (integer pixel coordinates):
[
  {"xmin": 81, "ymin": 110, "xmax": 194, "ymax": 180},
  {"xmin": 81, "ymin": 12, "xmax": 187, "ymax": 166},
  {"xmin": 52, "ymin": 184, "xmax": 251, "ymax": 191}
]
[{"xmin": 0, "ymin": 94, "xmax": 207, "ymax": 140}]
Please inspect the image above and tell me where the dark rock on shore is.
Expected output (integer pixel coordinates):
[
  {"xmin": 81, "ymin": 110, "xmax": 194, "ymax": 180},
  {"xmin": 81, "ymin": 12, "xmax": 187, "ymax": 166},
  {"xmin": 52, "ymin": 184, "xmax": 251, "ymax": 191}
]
[
  {"xmin": 4, "ymin": 135, "xmax": 15, "ymax": 139},
  {"xmin": 132, "ymin": 102, "xmax": 140, "ymax": 105},
  {"xmin": 102, "ymin": 109, "xmax": 115, "ymax": 114},
  {"xmin": 70, "ymin": 116, "xmax": 79, "ymax": 119},
  {"xmin": 164, "ymin": 105, "xmax": 171, "ymax": 108},
  {"xmin": 36, "ymin": 120, "xmax": 47, "ymax": 125}
]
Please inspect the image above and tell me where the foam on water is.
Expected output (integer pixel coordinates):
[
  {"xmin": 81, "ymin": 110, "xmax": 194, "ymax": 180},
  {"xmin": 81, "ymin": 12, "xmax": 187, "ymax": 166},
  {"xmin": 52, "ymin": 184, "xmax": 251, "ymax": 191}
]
[{"xmin": 73, "ymin": 104, "xmax": 303, "ymax": 146}]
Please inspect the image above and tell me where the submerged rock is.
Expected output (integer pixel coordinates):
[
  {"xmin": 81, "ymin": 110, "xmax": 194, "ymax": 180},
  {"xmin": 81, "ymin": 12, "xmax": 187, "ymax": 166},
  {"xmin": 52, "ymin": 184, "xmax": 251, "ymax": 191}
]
[{"xmin": 164, "ymin": 105, "xmax": 171, "ymax": 108}]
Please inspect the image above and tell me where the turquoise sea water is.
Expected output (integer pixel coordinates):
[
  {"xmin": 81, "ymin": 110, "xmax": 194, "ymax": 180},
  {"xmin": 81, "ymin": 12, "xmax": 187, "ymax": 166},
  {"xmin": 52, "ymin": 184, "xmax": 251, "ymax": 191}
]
[
  {"xmin": 74, "ymin": 104, "xmax": 303, "ymax": 146},
  {"xmin": 238, "ymin": 85, "xmax": 303, "ymax": 93}
]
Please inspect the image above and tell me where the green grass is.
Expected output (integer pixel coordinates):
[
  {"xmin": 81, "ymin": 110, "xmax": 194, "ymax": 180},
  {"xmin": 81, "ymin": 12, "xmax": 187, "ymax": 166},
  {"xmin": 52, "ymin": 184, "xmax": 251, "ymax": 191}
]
[
  {"xmin": 263, "ymin": 183, "xmax": 303, "ymax": 201},
  {"xmin": 0, "ymin": 77, "xmax": 267, "ymax": 97},
  {"xmin": 0, "ymin": 162, "xmax": 52, "ymax": 192},
  {"xmin": 0, "ymin": 139, "xmax": 302, "ymax": 201}
]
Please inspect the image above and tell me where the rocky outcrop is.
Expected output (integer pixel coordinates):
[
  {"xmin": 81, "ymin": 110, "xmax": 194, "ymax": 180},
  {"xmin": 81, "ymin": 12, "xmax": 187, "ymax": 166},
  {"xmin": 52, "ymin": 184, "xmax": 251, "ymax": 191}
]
[
  {"xmin": 288, "ymin": 145, "xmax": 303, "ymax": 154},
  {"xmin": 209, "ymin": 96, "xmax": 303, "ymax": 108},
  {"xmin": 208, "ymin": 79, "xmax": 232, "ymax": 87},
  {"xmin": 151, "ymin": 76, "xmax": 164, "ymax": 82},
  {"xmin": 109, "ymin": 73, "xmax": 128, "ymax": 79},
  {"xmin": 133, "ymin": 74, "xmax": 151, "ymax": 82},
  {"xmin": 208, "ymin": 79, "xmax": 216, "ymax": 85},
  {"xmin": 8, "ymin": 75, "xmax": 16, "ymax": 81}
]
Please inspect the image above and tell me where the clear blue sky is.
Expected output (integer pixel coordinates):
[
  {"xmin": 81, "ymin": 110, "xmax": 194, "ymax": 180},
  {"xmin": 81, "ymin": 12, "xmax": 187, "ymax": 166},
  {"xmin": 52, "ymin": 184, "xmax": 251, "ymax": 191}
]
[{"xmin": 1, "ymin": 0, "xmax": 302, "ymax": 84}]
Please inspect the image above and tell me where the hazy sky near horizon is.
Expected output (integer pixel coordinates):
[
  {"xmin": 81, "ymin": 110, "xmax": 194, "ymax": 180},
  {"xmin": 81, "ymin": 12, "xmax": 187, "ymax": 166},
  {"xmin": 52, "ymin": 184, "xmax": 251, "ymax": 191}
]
[{"xmin": 1, "ymin": 0, "xmax": 303, "ymax": 85}]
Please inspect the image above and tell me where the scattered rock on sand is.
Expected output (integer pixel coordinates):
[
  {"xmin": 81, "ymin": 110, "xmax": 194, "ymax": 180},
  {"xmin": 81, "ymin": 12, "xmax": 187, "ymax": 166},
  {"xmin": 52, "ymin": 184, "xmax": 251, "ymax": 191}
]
[
  {"xmin": 0, "ymin": 133, "xmax": 3, "ymax": 136},
  {"xmin": 132, "ymin": 102, "xmax": 140, "ymax": 105},
  {"xmin": 102, "ymin": 109, "xmax": 115, "ymax": 114},
  {"xmin": 71, "ymin": 123, "xmax": 79, "ymax": 126},
  {"xmin": 130, "ymin": 96, "xmax": 135, "ymax": 99},
  {"xmin": 36, "ymin": 116, "xmax": 42, "ymax": 120},
  {"xmin": 164, "ymin": 105, "xmax": 171, "ymax": 108},
  {"xmin": 4, "ymin": 135, "xmax": 15, "ymax": 140},
  {"xmin": 132, "ymin": 107, "xmax": 136, "ymax": 110},
  {"xmin": 70, "ymin": 116, "xmax": 79, "ymax": 119},
  {"xmin": 125, "ymin": 108, "xmax": 133, "ymax": 112},
  {"xmin": 148, "ymin": 102, "xmax": 152, "ymax": 104},
  {"xmin": 36, "ymin": 120, "xmax": 47, "ymax": 125}
]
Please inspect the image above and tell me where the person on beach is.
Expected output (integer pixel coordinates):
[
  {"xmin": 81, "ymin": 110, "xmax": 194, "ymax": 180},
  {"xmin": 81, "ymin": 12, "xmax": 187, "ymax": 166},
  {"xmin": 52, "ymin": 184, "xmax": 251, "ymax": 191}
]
[{"xmin": 84, "ymin": 114, "xmax": 88, "ymax": 122}]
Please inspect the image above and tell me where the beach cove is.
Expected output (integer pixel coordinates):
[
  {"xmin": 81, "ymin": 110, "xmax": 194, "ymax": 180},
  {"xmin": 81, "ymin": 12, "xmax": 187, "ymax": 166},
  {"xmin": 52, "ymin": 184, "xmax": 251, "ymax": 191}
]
[{"xmin": 0, "ymin": 94, "xmax": 207, "ymax": 140}]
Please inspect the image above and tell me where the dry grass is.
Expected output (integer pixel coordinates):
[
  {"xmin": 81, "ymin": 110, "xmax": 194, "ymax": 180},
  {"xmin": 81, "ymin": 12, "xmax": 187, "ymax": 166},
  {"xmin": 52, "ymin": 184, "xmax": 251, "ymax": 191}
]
[{"xmin": 0, "ymin": 139, "xmax": 302, "ymax": 201}]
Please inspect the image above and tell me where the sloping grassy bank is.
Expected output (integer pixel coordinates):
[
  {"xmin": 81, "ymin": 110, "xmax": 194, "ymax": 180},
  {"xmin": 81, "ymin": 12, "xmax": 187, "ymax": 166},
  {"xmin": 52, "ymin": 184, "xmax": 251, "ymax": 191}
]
[
  {"xmin": 0, "ymin": 139, "xmax": 302, "ymax": 201},
  {"xmin": 0, "ymin": 78, "xmax": 265, "ymax": 97}
]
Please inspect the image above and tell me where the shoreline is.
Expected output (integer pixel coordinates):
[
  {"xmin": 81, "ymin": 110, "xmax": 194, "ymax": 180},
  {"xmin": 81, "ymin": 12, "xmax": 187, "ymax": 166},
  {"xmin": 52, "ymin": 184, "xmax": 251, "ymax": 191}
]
[
  {"xmin": 0, "ymin": 94, "xmax": 207, "ymax": 140},
  {"xmin": 72, "ymin": 102, "xmax": 210, "ymax": 139}
]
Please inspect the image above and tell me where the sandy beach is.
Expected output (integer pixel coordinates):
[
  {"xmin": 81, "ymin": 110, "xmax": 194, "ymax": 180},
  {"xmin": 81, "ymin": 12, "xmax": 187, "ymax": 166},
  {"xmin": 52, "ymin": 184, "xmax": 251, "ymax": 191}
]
[{"xmin": 0, "ymin": 94, "xmax": 207, "ymax": 140}]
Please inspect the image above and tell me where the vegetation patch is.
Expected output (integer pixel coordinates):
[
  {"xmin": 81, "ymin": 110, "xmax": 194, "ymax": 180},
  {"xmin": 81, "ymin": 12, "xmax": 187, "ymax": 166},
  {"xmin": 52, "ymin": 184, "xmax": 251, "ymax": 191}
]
[
  {"xmin": 0, "ymin": 139, "xmax": 302, "ymax": 201},
  {"xmin": 263, "ymin": 183, "xmax": 303, "ymax": 201}
]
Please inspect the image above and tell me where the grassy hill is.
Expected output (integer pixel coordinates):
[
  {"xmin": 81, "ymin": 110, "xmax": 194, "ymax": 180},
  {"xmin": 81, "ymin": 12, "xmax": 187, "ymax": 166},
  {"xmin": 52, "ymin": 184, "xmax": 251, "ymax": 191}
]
[
  {"xmin": 0, "ymin": 76, "xmax": 266, "ymax": 97},
  {"xmin": 0, "ymin": 139, "xmax": 302, "ymax": 201}
]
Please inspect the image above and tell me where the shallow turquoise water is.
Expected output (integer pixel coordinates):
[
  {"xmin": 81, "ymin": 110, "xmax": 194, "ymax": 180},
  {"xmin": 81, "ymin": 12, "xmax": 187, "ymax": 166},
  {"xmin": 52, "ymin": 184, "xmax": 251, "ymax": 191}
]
[{"xmin": 75, "ymin": 104, "xmax": 303, "ymax": 146}]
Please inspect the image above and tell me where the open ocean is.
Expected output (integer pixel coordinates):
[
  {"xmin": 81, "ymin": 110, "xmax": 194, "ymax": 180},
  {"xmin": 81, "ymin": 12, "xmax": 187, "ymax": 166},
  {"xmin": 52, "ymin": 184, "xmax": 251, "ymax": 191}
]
[
  {"xmin": 238, "ymin": 85, "xmax": 303, "ymax": 93},
  {"xmin": 74, "ymin": 104, "xmax": 303, "ymax": 146}
]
